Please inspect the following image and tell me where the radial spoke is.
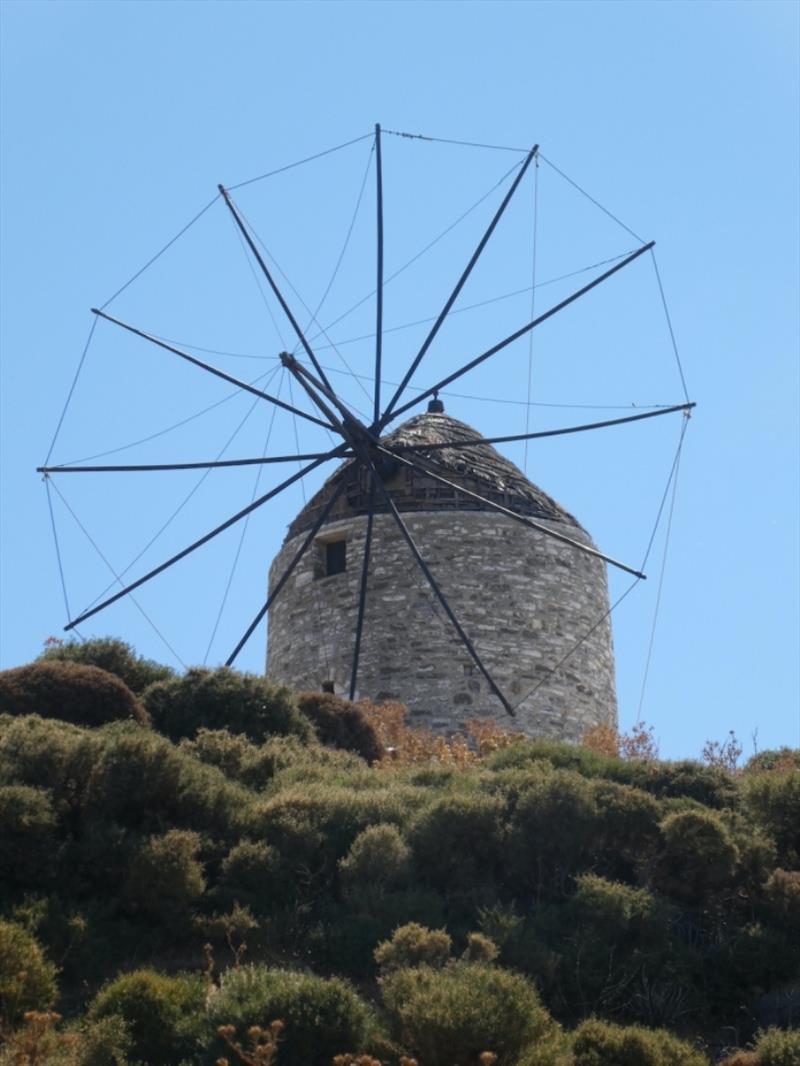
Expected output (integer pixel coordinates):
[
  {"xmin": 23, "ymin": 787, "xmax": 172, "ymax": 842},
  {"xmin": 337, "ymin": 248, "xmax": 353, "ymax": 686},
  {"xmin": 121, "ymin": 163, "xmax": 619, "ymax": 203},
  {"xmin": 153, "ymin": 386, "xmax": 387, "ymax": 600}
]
[
  {"xmin": 64, "ymin": 445, "xmax": 347, "ymax": 631},
  {"xmin": 381, "ymin": 143, "xmax": 538, "ymax": 424},
  {"xmin": 226, "ymin": 476, "xmax": 349, "ymax": 665},
  {"xmin": 218, "ymin": 184, "xmax": 334, "ymax": 393},
  {"xmin": 92, "ymin": 308, "xmax": 332, "ymax": 431},
  {"xmin": 38, "ymin": 452, "xmax": 345, "ymax": 474},
  {"xmin": 378, "ymin": 445, "xmax": 646, "ymax": 580},
  {"xmin": 349, "ymin": 478, "xmax": 375, "ymax": 700},
  {"xmin": 393, "ymin": 402, "xmax": 696, "ymax": 453},
  {"xmin": 382, "ymin": 241, "xmax": 655, "ymax": 427},
  {"xmin": 366, "ymin": 461, "xmax": 514, "ymax": 715},
  {"xmin": 374, "ymin": 123, "xmax": 384, "ymax": 425}
]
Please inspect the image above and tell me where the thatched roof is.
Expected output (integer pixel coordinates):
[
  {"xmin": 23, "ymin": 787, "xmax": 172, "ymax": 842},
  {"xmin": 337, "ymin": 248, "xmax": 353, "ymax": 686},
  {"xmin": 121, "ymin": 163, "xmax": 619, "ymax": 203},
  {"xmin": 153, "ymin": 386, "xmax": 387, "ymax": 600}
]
[{"xmin": 285, "ymin": 411, "xmax": 581, "ymax": 540}]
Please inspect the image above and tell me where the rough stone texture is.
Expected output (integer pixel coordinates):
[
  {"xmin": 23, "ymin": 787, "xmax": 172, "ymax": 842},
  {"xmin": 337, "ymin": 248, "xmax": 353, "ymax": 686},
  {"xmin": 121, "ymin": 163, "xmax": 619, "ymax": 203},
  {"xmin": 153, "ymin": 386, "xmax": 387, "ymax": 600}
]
[{"xmin": 266, "ymin": 413, "xmax": 618, "ymax": 741}]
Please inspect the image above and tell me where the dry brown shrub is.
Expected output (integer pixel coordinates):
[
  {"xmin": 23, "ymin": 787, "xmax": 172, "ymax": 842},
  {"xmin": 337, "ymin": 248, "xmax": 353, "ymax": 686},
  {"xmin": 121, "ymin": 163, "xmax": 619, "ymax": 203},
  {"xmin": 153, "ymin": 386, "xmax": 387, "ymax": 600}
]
[
  {"xmin": 0, "ymin": 1011, "xmax": 79, "ymax": 1066},
  {"xmin": 716, "ymin": 1053, "xmax": 758, "ymax": 1066},
  {"xmin": 582, "ymin": 721, "xmax": 659, "ymax": 762},
  {"xmin": 217, "ymin": 1020, "xmax": 283, "ymax": 1066},
  {"xmin": 358, "ymin": 701, "xmax": 522, "ymax": 767},
  {"xmin": 702, "ymin": 731, "xmax": 743, "ymax": 772}
]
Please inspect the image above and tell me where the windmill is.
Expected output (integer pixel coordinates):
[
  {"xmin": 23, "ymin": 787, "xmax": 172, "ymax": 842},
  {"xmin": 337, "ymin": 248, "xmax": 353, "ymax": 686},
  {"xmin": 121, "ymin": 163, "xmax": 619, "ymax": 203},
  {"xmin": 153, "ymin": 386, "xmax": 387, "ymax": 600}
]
[{"xmin": 39, "ymin": 126, "xmax": 693, "ymax": 734}]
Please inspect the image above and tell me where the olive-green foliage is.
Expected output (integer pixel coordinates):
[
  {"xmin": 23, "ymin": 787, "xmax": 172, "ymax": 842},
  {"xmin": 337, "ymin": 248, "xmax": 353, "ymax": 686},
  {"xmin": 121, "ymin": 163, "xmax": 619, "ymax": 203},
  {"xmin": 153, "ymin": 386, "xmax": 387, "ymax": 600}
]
[
  {"xmin": 571, "ymin": 1018, "xmax": 709, "ymax": 1065},
  {"xmin": 87, "ymin": 969, "xmax": 207, "ymax": 1066},
  {"xmin": 39, "ymin": 637, "xmax": 174, "ymax": 696},
  {"xmin": 743, "ymin": 769, "xmax": 800, "ymax": 868},
  {"xmin": 0, "ymin": 714, "xmax": 98, "ymax": 815},
  {"xmin": 296, "ymin": 691, "xmax": 383, "ymax": 763},
  {"xmin": 0, "ymin": 784, "xmax": 57, "ymax": 886},
  {"xmin": 409, "ymin": 792, "xmax": 505, "ymax": 895},
  {"xmin": 461, "ymin": 931, "xmax": 499, "ymax": 963},
  {"xmin": 591, "ymin": 781, "xmax": 663, "ymax": 879},
  {"xmin": 744, "ymin": 749, "xmax": 800, "ymax": 773},
  {"xmin": 143, "ymin": 666, "xmax": 310, "ymax": 743},
  {"xmin": 508, "ymin": 769, "xmax": 599, "ymax": 897},
  {"xmin": 206, "ymin": 965, "xmax": 377, "ymax": 1066},
  {"xmin": 752, "ymin": 1026, "xmax": 800, "ymax": 1066},
  {"xmin": 77, "ymin": 1013, "xmax": 132, "ymax": 1066},
  {"xmin": 533, "ymin": 876, "xmax": 677, "ymax": 1025},
  {"xmin": 374, "ymin": 922, "xmax": 452, "ymax": 971},
  {"xmin": 763, "ymin": 869, "xmax": 800, "ymax": 936},
  {"xmin": 652, "ymin": 809, "xmax": 739, "ymax": 902},
  {"xmin": 218, "ymin": 840, "xmax": 285, "ymax": 913},
  {"xmin": 0, "ymin": 662, "xmax": 149, "ymax": 728},
  {"xmin": 124, "ymin": 830, "xmax": 205, "ymax": 921},
  {"xmin": 339, "ymin": 824, "xmax": 411, "ymax": 898},
  {"xmin": 0, "ymin": 920, "xmax": 58, "ymax": 1029},
  {"xmin": 380, "ymin": 961, "xmax": 554, "ymax": 1066}
]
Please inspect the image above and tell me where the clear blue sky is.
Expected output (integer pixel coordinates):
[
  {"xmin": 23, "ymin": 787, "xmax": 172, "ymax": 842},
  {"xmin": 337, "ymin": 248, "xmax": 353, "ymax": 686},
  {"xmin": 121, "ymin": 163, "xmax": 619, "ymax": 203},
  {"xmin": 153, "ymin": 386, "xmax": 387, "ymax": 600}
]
[{"xmin": 1, "ymin": 0, "xmax": 798, "ymax": 759}]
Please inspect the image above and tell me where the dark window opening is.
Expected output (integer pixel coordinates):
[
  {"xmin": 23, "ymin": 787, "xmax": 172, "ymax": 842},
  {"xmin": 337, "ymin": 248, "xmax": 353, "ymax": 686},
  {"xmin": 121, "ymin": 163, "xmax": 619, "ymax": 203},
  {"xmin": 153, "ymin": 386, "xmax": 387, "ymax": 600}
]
[{"xmin": 325, "ymin": 539, "xmax": 347, "ymax": 577}]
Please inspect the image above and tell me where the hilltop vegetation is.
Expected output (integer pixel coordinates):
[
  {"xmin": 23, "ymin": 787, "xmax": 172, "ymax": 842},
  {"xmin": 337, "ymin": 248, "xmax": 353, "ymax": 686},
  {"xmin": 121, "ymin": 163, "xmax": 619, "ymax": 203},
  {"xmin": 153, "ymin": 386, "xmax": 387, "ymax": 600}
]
[{"xmin": 0, "ymin": 638, "xmax": 798, "ymax": 1065}]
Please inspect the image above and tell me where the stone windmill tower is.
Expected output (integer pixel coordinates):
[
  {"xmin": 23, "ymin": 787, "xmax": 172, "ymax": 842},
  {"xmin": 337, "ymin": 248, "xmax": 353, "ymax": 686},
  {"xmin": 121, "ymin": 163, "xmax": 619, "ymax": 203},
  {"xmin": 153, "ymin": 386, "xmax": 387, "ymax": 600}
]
[{"xmin": 267, "ymin": 400, "xmax": 618, "ymax": 742}]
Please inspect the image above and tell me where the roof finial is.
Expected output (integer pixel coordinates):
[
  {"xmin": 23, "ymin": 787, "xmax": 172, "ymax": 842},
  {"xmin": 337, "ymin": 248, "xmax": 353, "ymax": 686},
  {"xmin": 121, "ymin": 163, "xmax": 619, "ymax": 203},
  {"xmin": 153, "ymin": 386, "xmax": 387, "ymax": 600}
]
[{"xmin": 427, "ymin": 390, "xmax": 445, "ymax": 414}]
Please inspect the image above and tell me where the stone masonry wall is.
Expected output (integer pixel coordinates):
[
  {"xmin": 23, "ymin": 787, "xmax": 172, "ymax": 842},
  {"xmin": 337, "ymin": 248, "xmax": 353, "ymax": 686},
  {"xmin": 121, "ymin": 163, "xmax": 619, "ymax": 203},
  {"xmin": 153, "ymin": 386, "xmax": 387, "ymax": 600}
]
[{"xmin": 267, "ymin": 510, "xmax": 617, "ymax": 741}]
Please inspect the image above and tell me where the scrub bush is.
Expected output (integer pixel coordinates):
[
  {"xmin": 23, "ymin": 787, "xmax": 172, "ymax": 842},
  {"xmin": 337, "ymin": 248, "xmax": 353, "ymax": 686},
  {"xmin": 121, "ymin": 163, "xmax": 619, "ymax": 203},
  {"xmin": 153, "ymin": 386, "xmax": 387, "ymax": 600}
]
[
  {"xmin": 380, "ymin": 961, "xmax": 554, "ymax": 1066},
  {"xmin": 206, "ymin": 965, "xmax": 378, "ymax": 1066},
  {"xmin": 0, "ymin": 784, "xmax": 57, "ymax": 886},
  {"xmin": 143, "ymin": 666, "xmax": 309, "ymax": 743},
  {"xmin": 124, "ymin": 829, "xmax": 205, "ymax": 920},
  {"xmin": 409, "ymin": 793, "xmax": 505, "ymax": 895},
  {"xmin": 0, "ymin": 662, "xmax": 148, "ymax": 729},
  {"xmin": 570, "ymin": 1018, "xmax": 708, "ymax": 1065},
  {"xmin": 0, "ymin": 920, "xmax": 58, "ymax": 1029},
  {"xmin": 374, "ymin": 923, "xmax": 452, "ymax": 971},
  {"xmin": 87, "ymin": 969, "xmax": 207, "ymax": 1066},
  {"xmin": 39, "ymin": 637, "xmax": 173, "ymax": 695},
  {"xmin": 297, "ymin": 691, "xmax": 383, "ymax": 763},
  {"xmin": 652, "ymin": 809, "xmax": 739, "ymax": 902},
  {"xmin": 742, "ymin": 768, "xmax": 800, "ymax": 868},
  {"xmin": 339, "ymin": 824, "xmax": 411, "ymax": 897}
]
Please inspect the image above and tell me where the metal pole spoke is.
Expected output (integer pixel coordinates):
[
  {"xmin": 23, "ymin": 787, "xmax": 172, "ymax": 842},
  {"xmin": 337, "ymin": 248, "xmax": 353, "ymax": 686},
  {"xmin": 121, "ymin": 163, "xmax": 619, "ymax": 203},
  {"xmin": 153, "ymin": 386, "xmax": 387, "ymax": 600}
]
[
  {"xmin": 91, "ymin": 308, "xmax": 332, "ymax": 431},
  {"xmin": 374, "ymin": 123, "xmax": 384, "ymax": 426},
  {"xmin": 64, "ymin": 445, "xmax": 347, "ymax": 631},
  {"xmin": 38, "ymin": 451, "xmax": 346, "ymax": 474}
]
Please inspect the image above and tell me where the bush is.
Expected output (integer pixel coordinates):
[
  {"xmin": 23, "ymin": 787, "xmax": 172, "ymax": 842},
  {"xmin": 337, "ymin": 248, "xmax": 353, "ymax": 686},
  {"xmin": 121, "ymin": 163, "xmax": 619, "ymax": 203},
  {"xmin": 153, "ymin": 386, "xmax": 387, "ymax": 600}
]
[
  {"xmin": 39, "ymin": 637, "xmax": 174, "ymax": 695},
  {"xmin": 218, "ymin": 841, "xmax": 285, "ymax": 913},
  {"xmin": 339, "ymin": 824, "xmax": 411, "ymax": 898},
  {"xmin": 87, "ymin": 969, "xmax": 207, "ymax": 1065},
  {"xmin": 296, "ymin": 692, "xmax": 383, "ymax": 763},
  {"xmin": 78, "ymin": 1013, "xmax": 132, "ymax": 1066},
  {"xmin": 752, "ymin": 1026, "xmax": 800, "ymax": 1065},
  {"xmin": 652, "ymin": 809, "xmax": 739, "ymax": 902},
  {"xmin": 0, "ymin": 715, "xmax": 97, "ymax": 815},
  {"xmin": 743, "ymin": 769, "xmax": 800, "ymax": 869},
  {"xmin": 0, "ymin": 662, "xmax": 148, "ymax": 728},
  {"xmin": 571, "ymin": 1018, "xmax": 708, "ymax": 1065},
  {"xmin": 124, "ymin": 829, "xmax": 205, "ymax": 920},
  {"xmin": 763, "ymin": 869, "xmax": 800, "ymax": 937},
  {"xmin": 380, "ymin": 961, "xmax": 554, "ymax": 1066},
  {"xmin": 409, "ymin": 793, "xmax": 505, "ymax": 895},
  {"xmin": 0, "ymin": 784, "xmax": 57, "ymax": 886},
  {"xmin": 374, "ymin": 923, "xmax": 452, "ymax": 971},
  {"xmin": 0, "ymin": 920, "xmax": 58, "ymax": 1029},
  {"xmin": 143, "ymin": 666, "xmax": 310, "ymax": 743},
  {"xmin": 206, "ymin": 965, "xmax": 378, "ymax": 1066}
]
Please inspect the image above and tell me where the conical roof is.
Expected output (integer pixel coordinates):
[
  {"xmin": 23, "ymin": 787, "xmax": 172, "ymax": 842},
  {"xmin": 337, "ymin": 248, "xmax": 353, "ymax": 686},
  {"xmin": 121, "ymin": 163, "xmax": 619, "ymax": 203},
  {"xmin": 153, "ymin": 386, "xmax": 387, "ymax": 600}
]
[{"xmin": 285, "ymin": 411, "xmax": 581, "ymax": 540}]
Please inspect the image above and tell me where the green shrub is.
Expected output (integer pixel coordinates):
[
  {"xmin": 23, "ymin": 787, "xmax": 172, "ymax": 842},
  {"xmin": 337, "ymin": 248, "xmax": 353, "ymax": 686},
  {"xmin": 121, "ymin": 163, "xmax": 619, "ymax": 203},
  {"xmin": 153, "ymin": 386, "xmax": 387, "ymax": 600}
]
[
  {"xmin": 753, "ymin": 1026, "xmax": 800, "ymax": 1066},
  {"xmin": 143, "ymin": 666, "xmax": 310, "ymax": 743},
  {"xmin": 380, "ymin": 961, "xmax": 554, "ymax": 1066},
  {"xmin": 409, "ymin": 792, "xmax": 505, "ymax": 895},
  {"xmin": 206, "ymin": 965, "xmax": 378, "ymax": 1066},
  {"xmin": 743, "ymin": 769, "xmax": 800, "ymax": 868},
  {"xmin": 0, "ymin": 715, "xmax": 97, "ymax": 815},
  {"xmin": 39, "ymin": 637, "xmax": 174, "ymax": 695},
  {"xmin": 78, "ymin": 1013, "xmax": 132, "ymax": 1066},
  {"xmin": 124, "ymin": 830, "xmax": 205, "ymax": 920},
  {"xmin": 743, "ymin": 749, "xmax": 800, "ymax": 774},
  {"xmin": 508, "ymin": 769, "xmax": 599, "ymax": 897},
  {"xmin": 652, "ymin": 809, "xmax": 739, "ymax": 902},
  {"xmin": 296, "ymin": 691, "xmax": 383, "ymax": 763},
  {"xmin": 0, "ymin": 920, "xmax": 58, "ymax": 1029},
  {"xmin": 374, "ymin": 923, "xmax": 452, "ymax": 971},
  {"xmin": 87, "ymin": 969, "xmax": 207, "ymax": 1065},
  {"xmin": 763, "ymin": 869, "xmax": 800, "ymax": 936},
  {"xmin": 218, "ymin": 840, "xmax": 286, "ymax": 913},
  {"xmin": 0, "ymin": 785, "xmax": 57, "ymax": 886},
  {"xmin": 0, "ymin": 662, "xmax": 148, "ymax": 728},
  {"xmin": 591, "ymin": 781, "xmax": 663, "ymax": 878},
  {"xmin": 339, "ymin": 824, "xmax": 411, "ymax": 898},
  {"xmin": 634, "ymin": 760, "xmax": 738, "ymax": 809},
  {"xmin": 461, "ymin": 931, "xmax": 499, "ymax": 963},
  {"xmin": 571, "ymin": 1018, "xmax": 708, "ymax": 1065}
]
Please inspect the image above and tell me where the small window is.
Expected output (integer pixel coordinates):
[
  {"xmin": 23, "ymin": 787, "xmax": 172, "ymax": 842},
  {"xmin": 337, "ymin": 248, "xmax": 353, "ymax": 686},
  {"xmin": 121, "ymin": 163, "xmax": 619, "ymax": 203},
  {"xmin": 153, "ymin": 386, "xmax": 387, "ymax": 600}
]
[{"xmin": 325, "ymin": 539, "xmax": 347, "ymax": 576}]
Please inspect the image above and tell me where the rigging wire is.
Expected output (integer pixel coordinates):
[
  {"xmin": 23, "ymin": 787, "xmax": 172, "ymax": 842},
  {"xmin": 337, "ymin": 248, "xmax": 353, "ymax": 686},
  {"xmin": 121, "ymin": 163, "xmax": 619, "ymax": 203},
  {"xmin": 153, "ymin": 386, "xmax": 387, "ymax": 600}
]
[
  {"xmin": 650, "ymin": 249, "xmax": 691, "ymax": 404},
  {"xmin": 203, "ymin": 371, "xmax": 285, "ymax": 664},
  {"xmin": 47, "ymin": 479, "xmax": 188, "ymax": 669},
  {"xmin": 538, "ymin": 153, "xmax": 645, "ymax": 244},
  {"xmin": 43, "ymin": 317, "xmax": 98, "ymax": 467},
  {"xmin": 100, "ymin": 195, "xmax": 220, "ymax": 311},
  {"xmin": 523, "ymin": 156, "xmax": 540, "ymax": 473},
  {"xmin": 382, "ymin": 128, "xmax": 529, "ymax": 154},
  {"xmin": 227, "ymin": 132, "xmax": 374, "ymax": 191},
  {"xmin": 44, "ymin": 477, "xmax": 73, "ymax": 624},
  {"xmin": 227, "ymin": 206, "xmax": 288, "ymax": 349},
  {"xmin": 84, "ymin": 365, "xmax": 282, "ymax": 610},
  {"xmin": 635, "ymin": 414, "xmax": 689, "ymax": 720}
]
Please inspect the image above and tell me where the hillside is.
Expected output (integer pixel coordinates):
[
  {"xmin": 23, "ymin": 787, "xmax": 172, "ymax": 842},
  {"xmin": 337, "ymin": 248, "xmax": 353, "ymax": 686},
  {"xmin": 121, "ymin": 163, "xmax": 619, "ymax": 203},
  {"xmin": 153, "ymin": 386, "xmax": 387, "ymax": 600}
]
[{"xmin": 0, "ymin": 639, "xmax": 798, "ymax": 1066}]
